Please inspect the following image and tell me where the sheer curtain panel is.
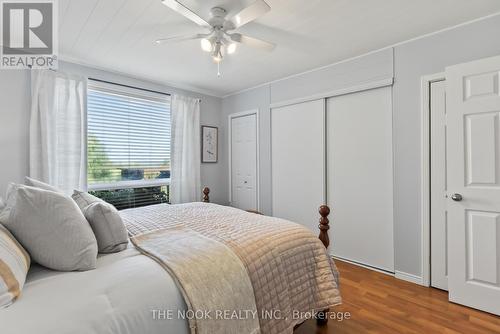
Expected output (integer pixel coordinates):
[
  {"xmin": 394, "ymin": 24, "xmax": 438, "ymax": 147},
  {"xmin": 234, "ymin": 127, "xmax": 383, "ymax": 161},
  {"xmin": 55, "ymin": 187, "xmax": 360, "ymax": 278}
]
[
  {"xmin": 30, "ymin": 70, "xmax": 87, "ymax": 194},
  {"xmin": 170, "ymin": 95, "xmax": 201, "ymax": 204}
]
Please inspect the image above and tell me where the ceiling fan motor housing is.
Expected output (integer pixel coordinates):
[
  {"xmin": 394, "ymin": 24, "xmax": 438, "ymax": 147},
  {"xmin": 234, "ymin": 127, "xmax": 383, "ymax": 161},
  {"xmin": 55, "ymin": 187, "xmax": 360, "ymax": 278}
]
[{"xmin": 209, "ymin": 7, "xmax": 228, "ymax": 28}]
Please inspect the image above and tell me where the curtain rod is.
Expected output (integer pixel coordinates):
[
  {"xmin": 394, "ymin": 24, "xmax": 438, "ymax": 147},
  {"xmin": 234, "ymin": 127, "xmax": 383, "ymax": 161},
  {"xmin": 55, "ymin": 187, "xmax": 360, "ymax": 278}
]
[
  {"xmin": 89, "ymin": 77, "xmax": 171, "ymax": 97},
  {"xmin": 31, "ymin": 69, "xmax": 201, "ymax": 102}
]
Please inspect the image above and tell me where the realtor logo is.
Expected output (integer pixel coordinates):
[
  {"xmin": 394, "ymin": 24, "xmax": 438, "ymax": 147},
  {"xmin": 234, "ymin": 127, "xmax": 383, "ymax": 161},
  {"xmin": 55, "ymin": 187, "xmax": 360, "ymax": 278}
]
[{"xmin": 1, "ymin": 0, "xmax": 57, "ymax": 69}]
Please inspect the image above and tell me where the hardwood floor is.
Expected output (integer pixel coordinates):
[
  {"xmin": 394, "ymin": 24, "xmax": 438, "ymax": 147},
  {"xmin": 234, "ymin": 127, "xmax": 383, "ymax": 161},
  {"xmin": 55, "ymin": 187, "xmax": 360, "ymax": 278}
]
[{"xmin": 295, "ymin": 260, "xmax": 500, "ymax": 334}]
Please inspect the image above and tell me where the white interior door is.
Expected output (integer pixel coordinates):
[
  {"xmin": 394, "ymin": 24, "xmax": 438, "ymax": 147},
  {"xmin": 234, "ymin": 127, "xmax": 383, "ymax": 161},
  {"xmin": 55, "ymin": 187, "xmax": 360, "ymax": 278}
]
[
  {"xmin": 327, "ymin": 86, "xmax": 394, "ymax": 272},
  {"xmin": 430, "ymin": 80, "xmax": 449, "ymax": 290},
  {"xmin": 446, "ymin": 55, "xmax": 500, "ymax": 315},
  {"xmin": 230, "ymin": 113, "xmax": 258, "ymax": 211},
  {"xmin": 271, "ymin": 99, "xmax": 325, "ymax": 233}
]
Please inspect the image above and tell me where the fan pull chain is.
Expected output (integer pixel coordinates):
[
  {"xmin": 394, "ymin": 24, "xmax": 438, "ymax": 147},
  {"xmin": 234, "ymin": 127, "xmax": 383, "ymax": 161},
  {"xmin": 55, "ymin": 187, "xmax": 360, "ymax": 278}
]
[{"xmin": 217, "ymin": 62, "xmax": 221, "ymax": 77}]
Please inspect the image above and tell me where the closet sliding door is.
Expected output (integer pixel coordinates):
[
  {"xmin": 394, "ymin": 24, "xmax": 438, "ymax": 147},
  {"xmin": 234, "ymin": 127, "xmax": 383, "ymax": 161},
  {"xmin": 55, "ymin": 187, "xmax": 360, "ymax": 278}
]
[
  {"xmin": 271, "ymin": 99, "xmax": 325, "ymax": 233},
  {"xmin": 327, "ymin": 86, "xmax": 394, "ymax": 272}
]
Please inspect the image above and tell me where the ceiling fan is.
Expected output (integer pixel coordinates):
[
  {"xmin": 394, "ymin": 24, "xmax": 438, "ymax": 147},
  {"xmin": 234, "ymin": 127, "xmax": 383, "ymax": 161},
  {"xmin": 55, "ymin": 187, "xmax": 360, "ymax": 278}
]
[{"xmin": 156, "ymin": 0, "xmax": 276, "ymax": 71}]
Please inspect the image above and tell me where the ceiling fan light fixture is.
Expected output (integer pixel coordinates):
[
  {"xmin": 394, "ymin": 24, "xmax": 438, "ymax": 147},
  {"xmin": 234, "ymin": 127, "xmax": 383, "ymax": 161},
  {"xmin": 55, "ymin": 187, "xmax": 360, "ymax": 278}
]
[
  {"xmin": 212, "ymin": 54, "xmax": 223, "ymax": 63},
  {"xmin": 212, "ymin": 42, "xmax": 223, "ymax": 63},
  {"xmin": 227, "ymin": 43, "xmax": 237, "ymax": 54},
  {"xmin": 200, "ymin": 38, "xmax": 213, "ymax": 52}
]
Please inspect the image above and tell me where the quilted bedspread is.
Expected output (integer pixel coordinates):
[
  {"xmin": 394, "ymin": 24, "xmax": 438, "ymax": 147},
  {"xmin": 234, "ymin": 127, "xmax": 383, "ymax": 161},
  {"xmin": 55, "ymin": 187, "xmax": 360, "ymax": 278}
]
[{"xmin": 121, "ymin": 203, "xmax": 341, "ymax": 334}]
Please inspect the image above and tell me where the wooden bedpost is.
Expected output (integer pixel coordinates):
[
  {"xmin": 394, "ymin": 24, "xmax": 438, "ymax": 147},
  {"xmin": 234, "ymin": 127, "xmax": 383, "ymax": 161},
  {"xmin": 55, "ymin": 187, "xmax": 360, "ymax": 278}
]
[
  {"xmin": 202, "ymin": 187, "xmax": 210, "ymax": 203},
  {"xmin": 318, "ymin": 205, "xmax": 330, "ymax": 248},
  {"xmin": 317, "ymin": 204, "xmax": 331, "ymax": 326}
]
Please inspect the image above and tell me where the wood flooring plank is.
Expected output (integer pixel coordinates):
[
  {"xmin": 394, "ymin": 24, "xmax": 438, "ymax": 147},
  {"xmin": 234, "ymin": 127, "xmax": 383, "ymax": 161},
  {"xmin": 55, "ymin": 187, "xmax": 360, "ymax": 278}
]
[{"xmin": 294, "ymin": 260, "xmax": 499, "ymax": 334}]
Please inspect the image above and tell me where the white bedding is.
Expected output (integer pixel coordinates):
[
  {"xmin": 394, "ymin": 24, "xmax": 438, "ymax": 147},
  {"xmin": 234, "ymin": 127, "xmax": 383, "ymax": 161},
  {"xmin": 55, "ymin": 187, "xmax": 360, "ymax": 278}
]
[{"xmin": 0, "ymin": 243, "xmax": 190, "ymax": 334}]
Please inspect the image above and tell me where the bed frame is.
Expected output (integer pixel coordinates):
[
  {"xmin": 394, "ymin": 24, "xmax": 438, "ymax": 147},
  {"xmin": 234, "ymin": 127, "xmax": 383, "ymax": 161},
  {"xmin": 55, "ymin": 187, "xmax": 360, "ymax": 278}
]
[
  {"xmin": 202, "ymin": 187, "xmax": 330, "ymax": 247},
  {"xmin": 201, "ymin": 187, "xmax": 331, "ymax": 326}
]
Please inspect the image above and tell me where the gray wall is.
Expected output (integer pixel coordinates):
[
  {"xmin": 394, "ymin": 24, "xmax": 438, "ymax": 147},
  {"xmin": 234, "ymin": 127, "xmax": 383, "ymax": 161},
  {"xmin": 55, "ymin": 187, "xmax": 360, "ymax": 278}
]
[
  {"xmin": 222, "ymin": 85, "xmax": 271, "ymax": 214},
  {"xmin": 270, "ymin": 48, "xmax": 394, "ymax": 104},
  {"xmin": 0, "ymin": 70, "xmax": 31, "ymax": 198},
  {"xmin": 392, "ymin": 15, "xmax": 500, "ymax": 276},
  {"xmin": 2, "ymin": 14, "xmax": 500, "ymax": 277},
  {"xmin": 221, "ymin": 49, "xmax": 393, "ymax": 217},
  {"xmin": 222, "ymin": 14, "xmax": 500, "ymax": 277},
  {"xmin": 0, "ymin": 61, "xmax": 225, "ymax": 204}
]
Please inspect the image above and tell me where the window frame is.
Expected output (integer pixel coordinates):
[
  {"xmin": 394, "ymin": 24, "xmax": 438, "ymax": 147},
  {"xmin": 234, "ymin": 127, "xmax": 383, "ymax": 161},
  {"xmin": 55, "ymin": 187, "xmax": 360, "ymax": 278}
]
[{"xmin": 86, "ymin": 79, "xmax": 172, "ymax": 192}]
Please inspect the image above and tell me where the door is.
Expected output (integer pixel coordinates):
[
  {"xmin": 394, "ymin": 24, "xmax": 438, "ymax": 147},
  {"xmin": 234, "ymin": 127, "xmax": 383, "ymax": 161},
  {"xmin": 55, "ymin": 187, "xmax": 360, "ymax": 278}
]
[
  {"xmin": 327, "ymin": 86, "xmax": 394, "ymax": 272},
  {"xmin": 446, "ymin": 55, "xmax": 500, "ymax": 315},
  {"xmin": 271, "ymin": 99, "xmax": 325, "ymax": 234},
  {"xmin": 430, "ymin": 80, "xmax": 449, "ymax": 290},
  {"xmin": 230, "ymin": 113, "xmax": 258, "ymax": 211}
]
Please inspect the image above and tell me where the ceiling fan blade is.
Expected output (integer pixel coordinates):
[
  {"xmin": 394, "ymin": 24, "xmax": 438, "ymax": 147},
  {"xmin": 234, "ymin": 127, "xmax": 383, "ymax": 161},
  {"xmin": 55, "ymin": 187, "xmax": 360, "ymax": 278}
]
[
  {"xmin": 161, "ymin": 0, "xmax": 211, "ymax": 27},
  {"xmin": 229, "ymin": 33, "xmax": 275, "ymax": 51},
  {"xmin": 155, "ymin": 33, "xmax": 208, "ymax": 45},
  {"xmin": 227, "ymin": 0, "xmax": 271, "ymax": 29}
]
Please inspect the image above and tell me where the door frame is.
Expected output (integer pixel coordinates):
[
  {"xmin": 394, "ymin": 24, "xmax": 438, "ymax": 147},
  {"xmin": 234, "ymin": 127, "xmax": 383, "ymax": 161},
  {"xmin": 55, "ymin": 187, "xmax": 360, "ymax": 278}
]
[
  {"xmin": 228, "ymin": 109, "xmax": 260, "ymax": 211},
  {"xmin": 420, "ymin": 72, "xmax": 446, "ymax": 287}
]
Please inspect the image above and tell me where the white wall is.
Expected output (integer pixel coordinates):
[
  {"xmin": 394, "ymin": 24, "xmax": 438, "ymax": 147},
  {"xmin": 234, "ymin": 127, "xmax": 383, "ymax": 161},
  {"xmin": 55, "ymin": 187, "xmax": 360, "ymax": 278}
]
[
  {"xmin": 222, "ymin": 14, "xmax": 500, "ymax": 278},
  {"xmin": 0, "ymin": 61, "xmax": 226, "ymax": 204}
]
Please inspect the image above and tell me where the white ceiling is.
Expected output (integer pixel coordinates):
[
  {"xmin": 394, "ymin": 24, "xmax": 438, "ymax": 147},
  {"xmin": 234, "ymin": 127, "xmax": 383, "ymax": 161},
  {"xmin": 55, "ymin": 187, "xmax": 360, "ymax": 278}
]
[{"xmin": 59, "ymin": 0, "xmax": 500, "ymax": 97}]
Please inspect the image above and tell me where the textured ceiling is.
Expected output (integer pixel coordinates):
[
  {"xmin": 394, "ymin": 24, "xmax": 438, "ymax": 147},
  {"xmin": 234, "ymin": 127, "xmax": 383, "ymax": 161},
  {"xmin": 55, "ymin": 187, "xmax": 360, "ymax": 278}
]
[{"xmin": 59, "ymin": 0, "xmax": 500, "ymax": 97}]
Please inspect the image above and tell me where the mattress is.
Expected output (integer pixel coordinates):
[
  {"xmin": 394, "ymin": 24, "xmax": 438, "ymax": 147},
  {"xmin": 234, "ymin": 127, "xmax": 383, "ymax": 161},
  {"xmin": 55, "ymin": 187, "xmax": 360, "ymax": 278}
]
[{"xmin": 0, "ymin": 243, "xmax": 190, "ymax": 334}]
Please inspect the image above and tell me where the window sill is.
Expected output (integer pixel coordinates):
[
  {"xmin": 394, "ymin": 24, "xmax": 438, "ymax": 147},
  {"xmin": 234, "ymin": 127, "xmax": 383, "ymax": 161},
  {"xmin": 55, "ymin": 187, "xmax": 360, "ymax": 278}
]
[{"xmin": 88, "ymin": 178, "xmax": 171, "ymax": 191}]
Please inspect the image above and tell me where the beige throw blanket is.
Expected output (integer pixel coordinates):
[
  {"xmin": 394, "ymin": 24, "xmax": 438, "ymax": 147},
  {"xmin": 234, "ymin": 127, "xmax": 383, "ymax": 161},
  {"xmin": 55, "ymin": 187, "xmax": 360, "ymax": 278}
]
[
  {"xmin": 122, "ymin": 203, "xmax": 341, "ymax": 334},
  {"xmin": 131, "ymin": 226, "xmax": 260, "ymax": 334}
]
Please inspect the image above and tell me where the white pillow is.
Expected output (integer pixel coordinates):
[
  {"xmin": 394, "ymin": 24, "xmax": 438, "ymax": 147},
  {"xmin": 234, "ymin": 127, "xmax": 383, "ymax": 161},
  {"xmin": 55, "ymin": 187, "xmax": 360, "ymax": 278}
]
[
  {"xmin": 72, "ymin": 190, "xmax": 103, "ymax": 210},
  {"xmin": 1, "ymin": 185, "xmax": 97, "ymax": 271},
  {"xmin": 72, "ymin": 190, "xmax": 128, "ymax": 254},
  {"xmin": 82, "ymin": 202, "xmax": 129, "ymax": 253},
  {"xmin": 24, "ymin": 176, "xmax": 61, "ymax": 193}
]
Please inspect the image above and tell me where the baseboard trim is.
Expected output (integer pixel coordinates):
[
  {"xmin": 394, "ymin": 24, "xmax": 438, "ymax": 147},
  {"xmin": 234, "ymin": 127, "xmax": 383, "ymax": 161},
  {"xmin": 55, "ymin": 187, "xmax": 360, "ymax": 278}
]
[
  {"xmin": 395, "ymin": 271, "xmax": 425, "ymax": 286},
  {"xmin": 331, "ymin": 255, "xmax": 394, "ymax": 276},
  {"xmin": 332, "ymin": 255, "xmax": 426, "ymax": 287}
]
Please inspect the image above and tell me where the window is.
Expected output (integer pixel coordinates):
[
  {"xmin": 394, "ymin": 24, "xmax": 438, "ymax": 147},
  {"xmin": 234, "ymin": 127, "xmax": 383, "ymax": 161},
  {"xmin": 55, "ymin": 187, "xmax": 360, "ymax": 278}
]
[{"xmin": 87, "ymin": 80, "xmax": 171, "ymax": 209}]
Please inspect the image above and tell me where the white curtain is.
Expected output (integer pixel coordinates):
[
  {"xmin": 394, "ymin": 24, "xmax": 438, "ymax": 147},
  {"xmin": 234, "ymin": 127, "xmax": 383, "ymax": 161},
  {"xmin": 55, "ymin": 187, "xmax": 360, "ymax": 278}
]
[
  {"xmin": 30, "ymin": 70, "xmax": 87, "ymax": 195},
  {"xmin": 170, "ymin": 94, "xmax": 201, "ymax": 204}
]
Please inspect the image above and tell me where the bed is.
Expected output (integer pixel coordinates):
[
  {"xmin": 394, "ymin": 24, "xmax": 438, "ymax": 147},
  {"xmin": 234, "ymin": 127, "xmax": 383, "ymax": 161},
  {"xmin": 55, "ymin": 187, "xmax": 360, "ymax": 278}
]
[
  {"xmin": 0, "ymin": 187, "xmax": 340, "ymax": 334},
  {"xmin": 0, "ymin": 243, "xmax": 191, "ymax": 334}
]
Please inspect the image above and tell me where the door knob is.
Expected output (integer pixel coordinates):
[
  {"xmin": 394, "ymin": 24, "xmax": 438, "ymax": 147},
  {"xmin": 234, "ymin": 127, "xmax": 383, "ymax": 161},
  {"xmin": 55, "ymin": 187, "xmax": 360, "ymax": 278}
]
[{"xmin": 451, "ymin": 193, "xmax": 463, "ymax": 201}]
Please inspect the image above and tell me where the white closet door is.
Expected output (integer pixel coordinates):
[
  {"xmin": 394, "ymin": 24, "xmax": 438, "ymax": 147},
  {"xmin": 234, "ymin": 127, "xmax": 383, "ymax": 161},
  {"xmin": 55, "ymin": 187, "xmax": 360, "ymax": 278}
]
[
  {"xmin": 430, "ymin": 80, "xmax": 448, "ymax": 290},
  {"xmin": 231, "ymin": 114, "xmax": 258, "ymax": 211},
  {"xmin": 271, "ymin": 99, "xmax": 325, "ymax": 233},
  {"xmin": 327, "ymin": 86, "xmax": 394, "ymax": 272}
]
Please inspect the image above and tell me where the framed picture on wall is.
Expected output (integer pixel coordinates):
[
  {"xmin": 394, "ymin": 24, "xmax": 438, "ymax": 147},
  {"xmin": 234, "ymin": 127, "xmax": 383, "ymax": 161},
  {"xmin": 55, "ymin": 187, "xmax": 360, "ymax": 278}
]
[{"xmin": 201, "ymin": 126, "xmax": 218, "ymax": 163}]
